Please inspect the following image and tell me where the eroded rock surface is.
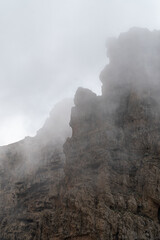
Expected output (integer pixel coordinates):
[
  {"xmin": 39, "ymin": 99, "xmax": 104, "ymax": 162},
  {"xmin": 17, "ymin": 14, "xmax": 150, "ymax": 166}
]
[{"xmin": 1, "ymin": 28, "xmax": 160, "ymax": 240}]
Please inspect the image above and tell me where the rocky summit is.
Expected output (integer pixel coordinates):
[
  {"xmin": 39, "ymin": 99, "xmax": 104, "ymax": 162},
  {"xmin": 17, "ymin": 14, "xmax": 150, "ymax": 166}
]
[{"xmin": 1, "ymin": 28, "xmax": 160, "ymax": 240}]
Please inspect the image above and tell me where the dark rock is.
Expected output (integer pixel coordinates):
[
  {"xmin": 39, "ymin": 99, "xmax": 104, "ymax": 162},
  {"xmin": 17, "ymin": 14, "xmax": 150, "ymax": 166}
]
[{"xmin": 1, "ymin": 28, "xmax": 160, "ymax": 239}]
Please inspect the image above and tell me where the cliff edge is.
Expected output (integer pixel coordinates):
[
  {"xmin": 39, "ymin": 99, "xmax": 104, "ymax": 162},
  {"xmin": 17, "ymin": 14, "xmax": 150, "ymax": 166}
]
[{"xmin": 1, "ymin": 28, "xmax": 160, "ymax": 240}]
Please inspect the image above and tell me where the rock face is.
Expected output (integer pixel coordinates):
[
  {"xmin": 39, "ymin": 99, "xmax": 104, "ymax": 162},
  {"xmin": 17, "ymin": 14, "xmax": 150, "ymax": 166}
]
[
  {"xmin": 1, "ymin": 28, "xmax": 160, "ymax": 240},
  {"xmin": 0, "ymin": 99, "xmax": 73, "ymax": 240}
]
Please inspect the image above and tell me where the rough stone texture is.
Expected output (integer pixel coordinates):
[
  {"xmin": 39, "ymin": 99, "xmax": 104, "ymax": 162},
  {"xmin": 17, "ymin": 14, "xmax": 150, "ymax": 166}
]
[
  {"xmin": 64, "ymin": 89, "xmax": 160, "ymax": 240},
  {"xmin": 0, "ymin": 99, "xmax": 73, "ymax": 240},
  {"xmin": 0, "ymin": 28, "xmax": 160, "ymax": 239}
]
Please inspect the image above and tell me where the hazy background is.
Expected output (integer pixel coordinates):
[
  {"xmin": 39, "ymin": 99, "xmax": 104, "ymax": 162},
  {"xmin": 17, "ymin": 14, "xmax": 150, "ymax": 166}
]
[{"xmin": 0, "ymin": 0, "xmax": 160, "ymax": 145}]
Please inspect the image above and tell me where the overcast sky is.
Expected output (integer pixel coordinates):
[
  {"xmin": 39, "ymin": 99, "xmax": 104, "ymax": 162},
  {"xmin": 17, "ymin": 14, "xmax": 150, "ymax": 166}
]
[{"xmin": 0, "ymin": 0, "xmax": 160, "ymax": 145}]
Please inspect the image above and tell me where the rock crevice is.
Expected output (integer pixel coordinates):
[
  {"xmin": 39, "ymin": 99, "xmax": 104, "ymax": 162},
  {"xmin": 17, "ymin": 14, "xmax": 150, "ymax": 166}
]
[{"xmin": 1, "ymin": 28, "xmax": 160, "ymax": 239}]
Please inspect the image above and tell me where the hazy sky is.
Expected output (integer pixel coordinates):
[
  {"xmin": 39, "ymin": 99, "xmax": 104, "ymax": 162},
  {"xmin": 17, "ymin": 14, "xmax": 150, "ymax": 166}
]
[{"xmin": 0, "ymin": 0, "xmax": 160, "ymax": 145}]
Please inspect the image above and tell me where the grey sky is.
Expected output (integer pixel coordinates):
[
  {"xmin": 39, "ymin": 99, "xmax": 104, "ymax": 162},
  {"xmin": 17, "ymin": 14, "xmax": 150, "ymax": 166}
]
[{"xmin": 0, "ymin": 0, "xmax": 160, "ymax": 145}]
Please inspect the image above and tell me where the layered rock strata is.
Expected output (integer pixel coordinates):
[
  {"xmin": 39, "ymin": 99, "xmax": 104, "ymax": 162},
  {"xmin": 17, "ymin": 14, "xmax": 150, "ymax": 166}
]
[{"xmin": 1, "ymin": 28, "xmax": 160, "ymax": 239}]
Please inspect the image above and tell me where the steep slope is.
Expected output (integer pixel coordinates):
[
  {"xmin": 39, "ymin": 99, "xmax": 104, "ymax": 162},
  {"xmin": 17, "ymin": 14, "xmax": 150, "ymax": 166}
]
[
  {"xmin": 0, "ymin": 99, "xmax": 73, "ymax": 240},
  {"xmin": 1, "ymin": 28, "xmax": 160, "ymax": 240},
  {"xmin": 63, "ymin": 88, "xmax": 160, "ymax": 239}
]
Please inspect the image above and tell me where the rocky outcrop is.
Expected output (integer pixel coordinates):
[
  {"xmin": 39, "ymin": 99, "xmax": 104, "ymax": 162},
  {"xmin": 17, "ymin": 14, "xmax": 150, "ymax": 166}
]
[
  {"xmin": 0, "ymin": 99, "xmax": 73, "ymax": 240},
  {"xmin": 1, "ymin": 28, "xmax": 160, "ymax": 239},
  {"xmin": 63, "ymin": 89, "xmax": 160, "ymax": 239}
]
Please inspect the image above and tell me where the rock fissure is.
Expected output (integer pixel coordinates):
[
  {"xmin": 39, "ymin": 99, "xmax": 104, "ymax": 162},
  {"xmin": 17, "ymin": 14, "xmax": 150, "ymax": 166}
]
[{"xmin": 0, "ymin": 28, "xmax": 160, "ymax": 239}]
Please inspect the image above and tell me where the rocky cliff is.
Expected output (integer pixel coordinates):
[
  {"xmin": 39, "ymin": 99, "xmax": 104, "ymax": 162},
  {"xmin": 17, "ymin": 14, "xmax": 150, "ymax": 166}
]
[{"xmin": 1, "ymin": 28, "xmax": 160, "ymax": 240}]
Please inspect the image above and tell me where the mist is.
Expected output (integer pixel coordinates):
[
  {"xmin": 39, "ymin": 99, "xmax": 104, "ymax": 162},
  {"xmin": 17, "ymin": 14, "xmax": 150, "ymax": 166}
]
[
  {"xmin": 1, "ymin": 2, "xmax": 160, "ymax": 237},
  {"xmin": 1, "ymin": 0, "xmax": 160, "ymax": 145}
]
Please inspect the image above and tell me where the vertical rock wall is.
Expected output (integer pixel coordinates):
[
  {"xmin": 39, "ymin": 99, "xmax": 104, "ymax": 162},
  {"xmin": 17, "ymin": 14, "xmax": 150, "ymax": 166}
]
[{"xmin": 1, "ymin": 28, "xmax": 160, "ymax": 239}]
